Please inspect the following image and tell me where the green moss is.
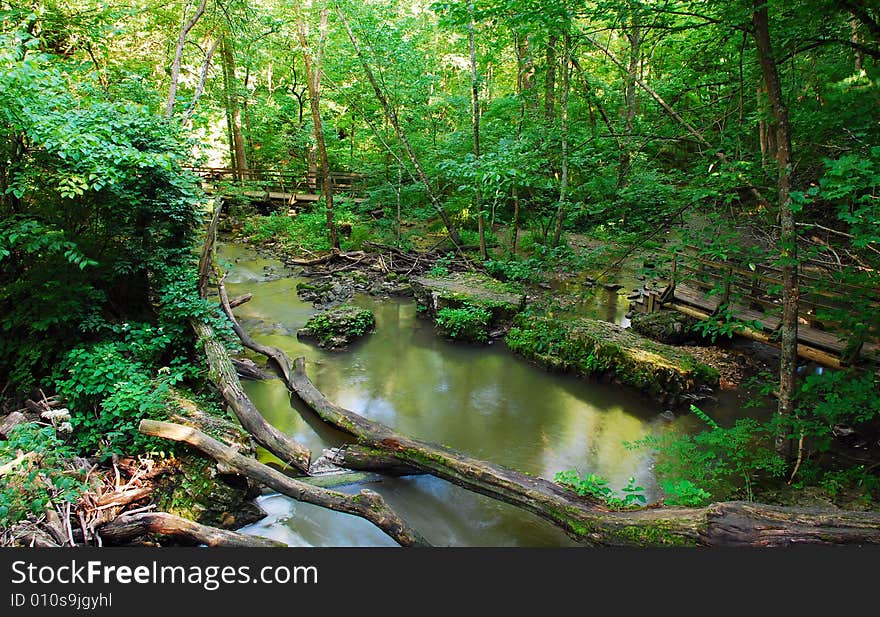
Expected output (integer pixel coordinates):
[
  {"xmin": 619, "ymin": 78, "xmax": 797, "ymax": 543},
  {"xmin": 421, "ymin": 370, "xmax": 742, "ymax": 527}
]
[
  {"xmin": 435, "ymin": 305, "xmax": 492, "ymax": 342},
  {"xmin": 298, "ymin": 305, "xmax": 375, "ymax": 349},
  {"xmin": 611, "ymin": 523, "xmax": 699, "ymax": 547},
  {"xmin": 506, "ymin": 316, "xmax": 718, "ymax": 406}
]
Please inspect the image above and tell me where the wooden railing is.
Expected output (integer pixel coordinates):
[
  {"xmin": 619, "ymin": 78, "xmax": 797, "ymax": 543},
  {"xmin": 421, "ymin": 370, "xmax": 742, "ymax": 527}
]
[
  {"xmin": 644, "ymin": 246, "xmax": 880, "ymax": 364},
  {"xmin": 184, "ymin": 166, "xmax": 365, "ymax": 195}
]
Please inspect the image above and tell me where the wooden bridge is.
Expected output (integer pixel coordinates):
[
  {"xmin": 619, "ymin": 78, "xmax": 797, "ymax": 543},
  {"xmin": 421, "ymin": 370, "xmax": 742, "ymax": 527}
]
[
  {"xmin": 185, "ymin": 166, "xmax": 367, "ymax": 207},
  {"xmin": 631, "ymin": 247, "xmax": 880, "ymax": 368}
]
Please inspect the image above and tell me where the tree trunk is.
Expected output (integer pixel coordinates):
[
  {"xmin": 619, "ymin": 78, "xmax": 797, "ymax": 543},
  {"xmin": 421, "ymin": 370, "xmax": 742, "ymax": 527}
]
[
  {"xmin": 551, "ymin": 33, "xmax": 571, "ymax": 248},
  {"xmin": 221, "ymin": 38, "xmax": 248, "ymax": 180},
  {"xmin": 165, "ymin": 0, "xmax": 208, "ymax": 119},
  {"xmin": 752, "ymin": 0, "xmax": 798, "ymax": 460},
  {"xmin": 297, "ymin": 6, "xmax": 338, "ymax": 249},
  {"xmin": 183, "ymin": 39, "xmax": 220, "ymax": 122},
  {"xmin": 191, "ymin": 317, "xmax": 312, "ymax": 474},
  {"xmin": 335, "ymin": 4, "xmax": 463, "ymax": 250},
  {"xmin": 139, "ymin": 420, "xmax": 430, "ymax": 547},
  {"xmin": 617, "ymin": 15, "xmax": 641, "ymax": 192},
  {"xmin": 468, "ymin": 4, "xmax": 487, "ymax": 261},
  {"xmin": 100, "ymin": 511, "xmax": 284, "ymax": 547},
  {"xmin": 544, "ymin": 33, "xmax": 558, "ymax": 122},
  {"xmin": 852, "ymin": 17, "xmax": 864, "ymax": 71}
]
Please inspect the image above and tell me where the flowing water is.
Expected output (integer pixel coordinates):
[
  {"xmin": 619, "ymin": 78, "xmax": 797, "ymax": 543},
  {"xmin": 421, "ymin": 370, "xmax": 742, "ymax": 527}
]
[{"xmin": 220, "ymin": 243, "xmax": 748, "ymax": 546}]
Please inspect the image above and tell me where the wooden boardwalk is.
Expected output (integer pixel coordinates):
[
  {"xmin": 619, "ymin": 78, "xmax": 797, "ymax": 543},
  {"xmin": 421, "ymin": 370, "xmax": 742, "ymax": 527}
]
[{"xmin": 633, "ymin": 248, "xmax": 880, "ymax": 368}]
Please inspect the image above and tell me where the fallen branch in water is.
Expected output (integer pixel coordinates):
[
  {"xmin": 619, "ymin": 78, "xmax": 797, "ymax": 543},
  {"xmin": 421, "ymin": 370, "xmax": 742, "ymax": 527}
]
[
  {"xmin": 191, "ymin": 317, "xmax": 312, "ymax": 473},
  {"xmin": 99, "ymin": 511, "xmax": 284, "ymax": 547},
  {"xmin": 139, "ymin": 419, "xmax": 430, "ymax": 547}
]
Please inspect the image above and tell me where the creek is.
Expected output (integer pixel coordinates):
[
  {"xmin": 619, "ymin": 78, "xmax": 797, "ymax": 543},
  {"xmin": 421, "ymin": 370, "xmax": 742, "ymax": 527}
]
[{"xmin": 219, "ymin": 243, "xmax": 750, "ymax": 546}]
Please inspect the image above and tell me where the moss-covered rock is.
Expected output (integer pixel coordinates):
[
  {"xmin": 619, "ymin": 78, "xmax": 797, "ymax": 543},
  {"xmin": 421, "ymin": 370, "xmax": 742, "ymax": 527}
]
[
  {"xmin": 411, "ymin": 272, "xmax": 526, "ymax": 341},
  {"xmin": 297, "ymin": 305, "xmax": 375, "ymax": 349},
  {"xmin": 506, "ymin": 316, "xmax": 719, "ymax": 408},
  {"xmin": 629, "ymin": 311, "xmax": 705, "ymax": 345}
]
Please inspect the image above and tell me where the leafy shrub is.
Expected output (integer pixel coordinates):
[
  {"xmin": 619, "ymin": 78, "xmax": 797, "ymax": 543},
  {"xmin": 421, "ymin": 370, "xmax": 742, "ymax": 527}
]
[
  {"xmin": 630, "ymin": 406, "xmax": 786, "ymax": 502},
  {"xmin": 303, "ymin": 306, "xmax": 375, "ymax": 348},
  {"xmin": 435, "ymin": 305, "xmax": 491, "ymax": 342},
  {"xmin": 0, "ymin": 425, "xmax": 85, "ymax": 527},
  {"xmin": 554, "ymin": 470, "xmax": 647, "ymax": 509},
  {"xmin": 660, "ymin": 480, "xmax": 712, "ymax": 507},
  {"xmin": 429, "ymin": 252, "xmax": 456, "ymax": 277}
]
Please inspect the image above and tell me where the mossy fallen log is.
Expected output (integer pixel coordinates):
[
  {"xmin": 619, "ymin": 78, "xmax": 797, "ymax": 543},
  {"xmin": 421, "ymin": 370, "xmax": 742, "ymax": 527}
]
[
  {"xmin": 191, "ymin": 318, "xmax": 312, "ymax": 473},
  {"xmin": 99, "ymin": 511, "xmax": 284, "ymax": 547},
  {"xmin": 506, "ymin": 316, "xmax": 719, "ymax": 408},
  {"xmin": 139, "ymin": 419, "xmax": 430, "ymax": 547}
]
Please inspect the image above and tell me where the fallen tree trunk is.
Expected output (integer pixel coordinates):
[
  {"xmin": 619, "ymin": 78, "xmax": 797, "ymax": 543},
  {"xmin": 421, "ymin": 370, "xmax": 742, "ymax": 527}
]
[
  {"xmin": 232, "ymin": 358, "xmax": 274, "ymax": 381},
  {"xmin": 228, "ymin": 293, "xmax": 253, "ymax": 308},
  {"xmin": 324, "ymin": 444, "xmax": 423, "ymax": 477},
  {"xmin": 191, "ymin": 318, "xmax": 311, "ymax": 473},
  {"xmin": 0, "ymin": 411, "xmax": 28, "ymax": 438},
  {"xmin": 701, "ymin": 501, "xmax": 880, "ymax": 547},
  {"xmin": 99, "ymin": 511, "xmax": 284, "ymax": 547},
  {"xmin": 139, "ymin": 419, "xmax": 430, "ymax": 547},
  {"xmin": 287, "ymin": 357, "xmax": 709, "ymax": 545}
]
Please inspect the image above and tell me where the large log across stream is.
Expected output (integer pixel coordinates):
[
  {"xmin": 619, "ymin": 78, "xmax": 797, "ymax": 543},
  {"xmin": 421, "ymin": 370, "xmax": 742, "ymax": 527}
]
[
  {"xmin": 191, "ymin": 318, "xmax": 312, "ymax": 474},
  {"xmin": 139, "ymin": 419, "xmax": 430, "ymax": 547}
]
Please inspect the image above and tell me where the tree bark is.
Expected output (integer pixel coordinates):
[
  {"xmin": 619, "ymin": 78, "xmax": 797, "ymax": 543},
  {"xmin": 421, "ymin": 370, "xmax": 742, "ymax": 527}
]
[
  {"xmin": 221, "ymin": 38, "xmax": 249, "ymax": 180},
  {"xmin": 551, "ymin": 32, "xmax": 571, "ymax": 248},
  {"xmin": 166, "ymin": 0, "xmax": 208, "ymax": 119},
  {"xmin": 617, "ymin": 14, "xmax": 641, "ymax": 192},
  {"xmin": 100, "ymin": 511, "xmax": 284, "ymax": 547},
  {"xmin": 197, "ymin": 197, "xmax": 224, "ymax": 299},
  {"xmin": 139, "ymin": 420, "xmax": 430, "ymax": 547},
  {"xmin": 335, "ymin": 3, "xmax": 463, "ymax": 251},
  {"xmin": 544, "ymin": 33, "xmax": 558, "ymax": 122},
  {"xmin": 183, "ymin": 39, "xmax": 220, "ymax": 122},
  {"xmin": 297, "ymin": 6, "xmax": 338, "ymax": 249},
  {"xmin": 468, "ymin": 4, "xmax": 487, "ymax": 261},
  {"xmin": 752, "ymin": 1, "xmax": 798, "ymax": 459},
  {"xmin": 0, "ymin": 411, "xmax": 28, "ymax": 438}
]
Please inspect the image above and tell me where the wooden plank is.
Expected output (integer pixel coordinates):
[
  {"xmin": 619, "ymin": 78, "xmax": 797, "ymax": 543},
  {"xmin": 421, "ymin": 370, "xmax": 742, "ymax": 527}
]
[
  {"xmin": 797, "ymin": 327, "xmax": 847, "ymax": 353},
  {"xmin": 728, "ymin": 304, "xmax": 781, "ymax": 332},
  {"xmin": 673, "ymin": 284, "xmax": 721, "ymax": 312}
]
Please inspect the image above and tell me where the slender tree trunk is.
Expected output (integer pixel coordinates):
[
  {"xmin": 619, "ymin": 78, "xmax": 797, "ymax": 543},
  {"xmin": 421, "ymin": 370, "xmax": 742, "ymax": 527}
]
[
  {"xmin": 752, "ymin": 1, "xmax": 798, "ymax": 460},
  {"xmin": 617, "ymin": 16, "xmax": 641, "ymax": 191},
  {"xmin": 183, "ymin": 39, "xmax": 219, "ymax": 122},
  {"xmin": 544, "ymin": 33, "xmax": 558, "ymax": 122},
  {"xmin": 468, "ymin": 4, "xmax": 487, "ymax": 261},
  {"xmin": 551, "ymin": 33, "xmax": 571, "ymax": 248},
  {"xmin": 335, "ymin": 4, "xmax": 462, "ymax": 249},
  {"xmin": 221, "ymin": 38, "xmax": 248, "ymax": 180},
  {"xmin": 297, "ymin": 7, "xmax": 338, "ymax": 249},
  {"xmin": 852, "ymin": 17, "xmax": 864, "ymax": 71},
  {"xmin": 243, "ymin": 66, "xmax": 255, "ymax": 170},
  {"xmin": 166, "ymin": 0, "xmax": 208, "ymax": 119}
]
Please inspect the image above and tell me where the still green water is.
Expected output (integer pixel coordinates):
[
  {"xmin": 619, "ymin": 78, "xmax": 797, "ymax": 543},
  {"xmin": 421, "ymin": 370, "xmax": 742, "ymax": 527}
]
[{"xmin": 219, "ymin": 243, "xmax": 731, "ymax": 546}]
